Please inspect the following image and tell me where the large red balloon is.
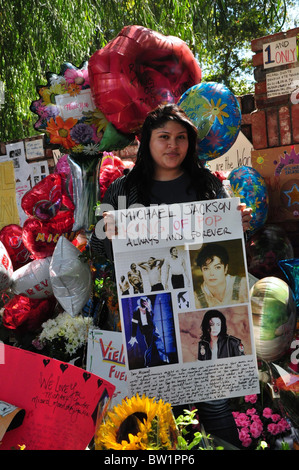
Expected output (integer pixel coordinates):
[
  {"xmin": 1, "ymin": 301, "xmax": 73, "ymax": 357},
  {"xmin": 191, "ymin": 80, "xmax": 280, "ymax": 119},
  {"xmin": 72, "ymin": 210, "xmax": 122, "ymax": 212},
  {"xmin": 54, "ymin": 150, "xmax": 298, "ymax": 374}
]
[
  {"xmin": 22, "ymin": 210, "xmax": 74, "ymax": 259},
  {"xmin": 0, "ymin": 224, "xmax": 31, "ymax": 270},
  {"xmin": 2, "ymin": 294, "xmax": 56, "ymax": 333},
  {"xmin": 21, "ymin": 174, "xmax": 62, "ymax": 220},
  {"xmin": 88, "ymin": 25, "xmax": 202, "ymax": 134}
]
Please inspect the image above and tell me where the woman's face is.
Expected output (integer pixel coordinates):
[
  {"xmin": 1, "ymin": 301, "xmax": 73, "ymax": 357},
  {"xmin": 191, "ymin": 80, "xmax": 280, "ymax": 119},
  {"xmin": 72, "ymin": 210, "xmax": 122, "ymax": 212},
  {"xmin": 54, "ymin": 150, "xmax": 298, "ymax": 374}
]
[
  {"xmin": 201, "ymin": 256, "xmax": 228, "ymax": 289},
  {"xmin": 209, "ymin": 317, "xmax": 222, "ymax": 337},
  {"xmin": 149, "ymin": 120, "xmax": 189, "ymax": 180}
]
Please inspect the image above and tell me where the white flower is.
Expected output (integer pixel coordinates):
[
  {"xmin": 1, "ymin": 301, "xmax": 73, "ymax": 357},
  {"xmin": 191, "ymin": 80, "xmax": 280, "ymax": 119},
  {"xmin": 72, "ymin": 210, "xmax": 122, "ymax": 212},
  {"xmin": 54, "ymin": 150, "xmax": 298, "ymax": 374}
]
[
  {"xmin": 37, "ymin": 312, "xmax": 92, "ymax": 355},
  {"xmin": 82, "ymin": 143, "xmax": 102, "ymax": 155},
  {"xmin": 49, "ymin": 75, "xmax": 67, "ymax": 87}
]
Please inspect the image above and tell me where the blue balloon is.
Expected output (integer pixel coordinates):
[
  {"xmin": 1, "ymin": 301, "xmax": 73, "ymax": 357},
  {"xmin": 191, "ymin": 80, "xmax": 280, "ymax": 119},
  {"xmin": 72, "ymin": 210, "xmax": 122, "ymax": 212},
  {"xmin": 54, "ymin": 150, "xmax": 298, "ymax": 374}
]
[
  {"xmin": 279, "ymin": 258, "xmax": 299, "ymax": 309},
  {"xmin": 178, "ymin": 82, "xmax": 241, "ymax": 161},
  {"xmin": 228, "ymin": 166, "xmax": 269, "ymax": 234}
]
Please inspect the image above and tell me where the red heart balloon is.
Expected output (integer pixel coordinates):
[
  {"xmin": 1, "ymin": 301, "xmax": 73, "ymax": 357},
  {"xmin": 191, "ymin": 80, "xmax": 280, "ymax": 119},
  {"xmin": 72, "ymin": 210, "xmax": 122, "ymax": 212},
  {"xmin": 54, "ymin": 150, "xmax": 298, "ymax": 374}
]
[
  {"xmin": 88, "ymin": 25, "xmax": 202, "ymax": 135},
  {"xmin": 21, "ymin": 174, "xmax": 62, "ymax": 221},
  {"xmin": 2, "ymin": 294, "xmax": 56, "ymax": 333},
  {"xmin": 0, "ymin": 224, "xmax": 31, "ymax": 270},
  {"xmin": 22, "ymin": 210, "xmax": 74, "ymax": 259}
]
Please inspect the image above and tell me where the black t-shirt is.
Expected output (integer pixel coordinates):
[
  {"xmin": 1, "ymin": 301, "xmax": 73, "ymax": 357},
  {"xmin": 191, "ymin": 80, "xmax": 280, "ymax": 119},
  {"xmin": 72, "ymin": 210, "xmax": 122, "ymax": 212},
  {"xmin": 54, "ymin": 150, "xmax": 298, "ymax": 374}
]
[{"xmin": 150, "ymin": 173, "xmax": 197, "ymax": 204}]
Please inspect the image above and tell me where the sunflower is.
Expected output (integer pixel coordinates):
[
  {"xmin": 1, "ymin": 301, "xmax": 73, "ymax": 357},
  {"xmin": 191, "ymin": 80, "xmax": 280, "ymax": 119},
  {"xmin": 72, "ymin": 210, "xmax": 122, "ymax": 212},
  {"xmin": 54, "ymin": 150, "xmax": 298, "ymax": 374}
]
[
  {"xmin": 46, "ymin": 116, "xmax": 78, "ymax": 149},
  {"xmin": 95, "ymin": 394, "xmax": 178, "ymax": 450},
  {"xmin": 39, "ymin": 83, "xmax": 67, "ymax": 105}
]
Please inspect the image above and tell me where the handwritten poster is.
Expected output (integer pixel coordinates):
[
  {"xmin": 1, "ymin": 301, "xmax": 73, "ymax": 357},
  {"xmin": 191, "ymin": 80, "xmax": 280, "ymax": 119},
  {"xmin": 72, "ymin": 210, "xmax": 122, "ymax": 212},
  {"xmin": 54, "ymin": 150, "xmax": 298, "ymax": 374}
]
[
  {"xmin": 111, "ymin": 198, "xmax": 259, "ymax": 406},
  {"xmin": 0, "ymin": 141, "xmax": 31, "ymax": 226},
  {"xmin": 266, "ymin": 67, "xmax": 299, "ymax": 98},
  {"xmin": 0, "ymin": 161, "xmax": 20, "ymax": 229},
  {"xmin": 208, "ymin": 132, "xmax": 252, "ymax": 174},
  {"xmin": 0, "ymin": 142, "xmax": 51, "ymax": 226},
  {"xmin": 24, "ymin": 137, "xmax": 45, "ymax": 161},
  {"xmin": 87, "ymin": 329, "xmax": 128, "ymax": 407},
  {"xmin": 0, "ymin": 345, "xmax": 115, "ymax": 450}
]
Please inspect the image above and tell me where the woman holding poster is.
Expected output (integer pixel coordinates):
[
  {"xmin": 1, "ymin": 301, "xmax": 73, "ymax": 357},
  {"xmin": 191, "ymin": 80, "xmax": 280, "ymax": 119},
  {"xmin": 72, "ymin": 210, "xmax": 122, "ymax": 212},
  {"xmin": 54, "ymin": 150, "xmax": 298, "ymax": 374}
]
[{"xmin": 90, "ymin": 103, "xmax": 252, "ymax": 448}]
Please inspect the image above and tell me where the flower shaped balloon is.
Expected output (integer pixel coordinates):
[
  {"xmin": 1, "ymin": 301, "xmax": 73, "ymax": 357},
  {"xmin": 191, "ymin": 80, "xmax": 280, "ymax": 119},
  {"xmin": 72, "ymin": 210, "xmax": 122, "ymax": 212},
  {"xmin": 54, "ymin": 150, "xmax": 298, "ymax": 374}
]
[{"xmin": 30, "ymin": 62, "xmax": 109, "ymax": 155}]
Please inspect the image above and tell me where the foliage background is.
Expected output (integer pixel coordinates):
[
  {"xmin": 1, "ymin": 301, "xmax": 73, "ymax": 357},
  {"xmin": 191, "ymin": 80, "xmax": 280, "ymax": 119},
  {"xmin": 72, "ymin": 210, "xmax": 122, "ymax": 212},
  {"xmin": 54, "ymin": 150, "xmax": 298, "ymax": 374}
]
[{"xmin": 0, "ymin": 0, "xmax": 298, "ymax": 142}]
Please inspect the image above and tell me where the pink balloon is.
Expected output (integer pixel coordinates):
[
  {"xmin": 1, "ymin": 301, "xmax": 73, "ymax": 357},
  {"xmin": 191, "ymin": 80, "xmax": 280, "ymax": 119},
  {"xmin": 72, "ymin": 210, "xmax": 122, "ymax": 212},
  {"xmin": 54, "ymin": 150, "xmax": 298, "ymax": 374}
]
[{"xmin": 54, "ymin": 154, "xmax": 74, "ymax": 203}]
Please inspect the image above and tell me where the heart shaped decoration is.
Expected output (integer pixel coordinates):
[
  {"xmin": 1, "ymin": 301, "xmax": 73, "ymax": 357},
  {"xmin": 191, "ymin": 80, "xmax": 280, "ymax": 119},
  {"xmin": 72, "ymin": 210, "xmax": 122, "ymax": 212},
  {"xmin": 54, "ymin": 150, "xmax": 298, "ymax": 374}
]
[{"xmin": 22, "ymin": 210, "xmax": 74, "ymax": 259}]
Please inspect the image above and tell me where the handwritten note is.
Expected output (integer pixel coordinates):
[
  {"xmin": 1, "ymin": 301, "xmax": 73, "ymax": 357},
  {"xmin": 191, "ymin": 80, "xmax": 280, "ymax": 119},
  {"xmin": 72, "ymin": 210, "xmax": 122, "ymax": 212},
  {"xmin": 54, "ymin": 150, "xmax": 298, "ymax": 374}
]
[
  {"xmin": 55, "ymin": 89, "xmax": 96, "ymax": 120},
  {"xmin": 25, "ymin": 138, "xmax": 45, "ymax": 161},
  {"xmin": 0, "ymin": 345, "xmax": 115, "ymax": 450}
]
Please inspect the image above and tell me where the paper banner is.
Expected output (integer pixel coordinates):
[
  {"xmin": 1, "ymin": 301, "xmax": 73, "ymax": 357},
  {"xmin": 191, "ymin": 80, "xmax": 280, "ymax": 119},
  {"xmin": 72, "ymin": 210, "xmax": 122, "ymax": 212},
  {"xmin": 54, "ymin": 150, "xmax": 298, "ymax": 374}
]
[
  {"xmin": 0, "ymin": 161, "xmax": 20, "ymax": 230},
  {"xmin": 87, "ymin": 329, "xmax": 128, "ymax": 407},
  {"xmin": 0, "ymin": 345, "xmax": 115, "ymax": 450}
]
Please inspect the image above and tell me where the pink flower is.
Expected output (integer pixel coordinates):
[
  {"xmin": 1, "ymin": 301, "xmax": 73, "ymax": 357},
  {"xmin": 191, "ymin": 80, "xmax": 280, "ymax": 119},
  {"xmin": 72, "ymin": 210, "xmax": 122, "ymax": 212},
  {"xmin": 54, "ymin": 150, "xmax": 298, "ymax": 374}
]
[
  {"xmin": 251, "ymin": 414, "xmax": 262, "ymax": 424},
  {"xmin": 262, "ymin": 407, "xmax": 273, "ymax": 419},
  {"xmin": 246, "ymin": 408, "xmax": 257, "ymax": 416},
  {"xmin": 250, "ymin": 421, "xmax": 263, "ymax": 439},
  {"xmin": 245, "ymin": 394, "xmax": 258, "ymax": 404},
  {"xmin": 276, "ymin": 419, "xmax": 290, "ymax": 433},
  {"xmin": 271, "ymin": 413, "xmax": 281, "ymax": 423},
  {"xmin": 267, "ymin": 423, "xmax": 280, "ymax": 435},
  {"xmin": 64, "ymin": 68, "xmax": 89, "ymax": 86},
  {"xmin": 239, "ymin": 428, "xmax": 252, "ymax": 447},
  {"xmin": 235, "ymin": 412, "xmax": 250, "ymax": 427}
]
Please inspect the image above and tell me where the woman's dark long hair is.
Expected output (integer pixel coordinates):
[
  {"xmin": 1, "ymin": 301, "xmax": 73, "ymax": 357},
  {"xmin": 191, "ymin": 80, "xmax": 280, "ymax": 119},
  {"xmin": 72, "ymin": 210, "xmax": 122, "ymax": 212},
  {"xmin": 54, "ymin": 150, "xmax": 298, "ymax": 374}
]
[
  {"xmin": 125, "ymin": 103, "xmax": 222, "ymax": 205},
  {"xmin": 200, "ymin": 309, "xmax": 227, "ymax": 342}
]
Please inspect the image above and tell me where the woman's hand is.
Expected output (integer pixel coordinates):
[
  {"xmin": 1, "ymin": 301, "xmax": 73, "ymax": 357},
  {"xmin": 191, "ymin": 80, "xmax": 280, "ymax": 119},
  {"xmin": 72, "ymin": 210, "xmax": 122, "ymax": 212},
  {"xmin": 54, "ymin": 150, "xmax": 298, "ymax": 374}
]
[
  {"xmin": 103, "ymin": 211, "xmax": 117, "ymax": 240},
  {"xmin": 237, "ymin": 203, "xmax": 252, "ymax": 232}
]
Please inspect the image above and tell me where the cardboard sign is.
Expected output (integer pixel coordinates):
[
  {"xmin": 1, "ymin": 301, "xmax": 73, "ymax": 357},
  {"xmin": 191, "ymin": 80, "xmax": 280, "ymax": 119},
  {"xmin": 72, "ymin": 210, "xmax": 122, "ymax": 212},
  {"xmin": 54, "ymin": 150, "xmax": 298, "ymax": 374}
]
[
  {"xmin": 263, "ymin": 36, "xmax": 298, "ymax": 69},
  {"xmin": 0, "ymin": 161, "xmax": 20, "ymax": 229},
  {"xmin": 0, "ymin": 345, "xmax": 115, "ymax": 450},
  {"xmin": 207, "ymin": 132, "xmax": 253, "ymax": 174},
  {"xmin": 87, "ymin": 329, "xmax": 128, "ymax": 407}
]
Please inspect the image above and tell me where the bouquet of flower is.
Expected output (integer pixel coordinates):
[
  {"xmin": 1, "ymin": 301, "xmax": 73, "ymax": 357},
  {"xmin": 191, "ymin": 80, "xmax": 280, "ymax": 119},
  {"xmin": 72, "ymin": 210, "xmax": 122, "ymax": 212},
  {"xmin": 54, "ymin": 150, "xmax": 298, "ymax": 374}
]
[
  {"xmin": 233, "ymin": 394, "xmax": 291, "ymax": 449},
  {"xmin": 32, "ymin": 312, "xmax": 93, "ymax": 363},
  {"xmin": 94, "ymin": 394, "xmax": 223, "ymax": 451}
]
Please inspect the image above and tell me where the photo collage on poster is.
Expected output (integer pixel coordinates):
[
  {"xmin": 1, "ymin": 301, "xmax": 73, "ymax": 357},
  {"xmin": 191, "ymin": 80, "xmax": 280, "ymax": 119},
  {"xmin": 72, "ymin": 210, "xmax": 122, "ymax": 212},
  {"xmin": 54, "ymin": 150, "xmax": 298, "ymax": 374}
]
[{"xmin": 112, "ymin": 198, "xmax": 260, "ymax": 404}]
